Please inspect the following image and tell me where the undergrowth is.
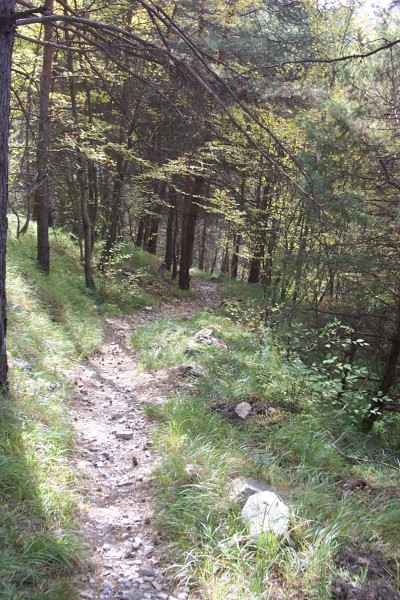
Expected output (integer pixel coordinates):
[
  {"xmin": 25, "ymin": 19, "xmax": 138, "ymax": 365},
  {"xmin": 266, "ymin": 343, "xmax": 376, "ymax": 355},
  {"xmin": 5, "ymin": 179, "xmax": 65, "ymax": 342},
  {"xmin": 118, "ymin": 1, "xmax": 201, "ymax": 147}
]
[{"xmin": 133, "ymin": 287, "xmax": 400, "ymax": 599}]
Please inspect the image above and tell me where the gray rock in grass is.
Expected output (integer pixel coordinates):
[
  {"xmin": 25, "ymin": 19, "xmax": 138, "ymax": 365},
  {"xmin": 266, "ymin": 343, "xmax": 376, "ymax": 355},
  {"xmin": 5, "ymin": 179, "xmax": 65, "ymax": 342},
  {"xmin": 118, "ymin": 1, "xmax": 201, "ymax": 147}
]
[
  {"xmin": 227, "ymin": 476, "xmax": 271, "ymax": 501},
  {"xmin": 242, "ymin": 490, "xmax": 289, "ymax": 539},
  {"xmin": 234, "ymin": 401, "xmax": 252, "ymax": 419}
]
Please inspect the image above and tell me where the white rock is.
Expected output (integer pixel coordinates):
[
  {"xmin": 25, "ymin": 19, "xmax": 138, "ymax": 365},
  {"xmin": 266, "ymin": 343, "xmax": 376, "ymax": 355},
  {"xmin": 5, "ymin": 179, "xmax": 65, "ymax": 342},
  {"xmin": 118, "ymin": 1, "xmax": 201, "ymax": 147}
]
[
  {"xmin": 227, "ymin": 477, "xmax": 271, "ymax": 501},
  {"xmin": 242, "ymin": 491, "xmax": 289, "ymax": 539},
  {"xmin": 80, "ymin": 590, "xmax": 95, "ymax": 599},
  {"xmin": 234, "ymin": 402, "xmax": 252, "ymax": 419},
  {"xmin": 87, "ymin": 370, "xmax": 102, "ymax": 381}
]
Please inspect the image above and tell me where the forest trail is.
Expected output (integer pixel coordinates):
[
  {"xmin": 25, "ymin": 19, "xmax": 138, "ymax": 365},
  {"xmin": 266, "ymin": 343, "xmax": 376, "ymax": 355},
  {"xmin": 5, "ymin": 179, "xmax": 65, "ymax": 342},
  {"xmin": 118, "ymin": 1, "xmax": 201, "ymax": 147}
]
[{"xmin": 67, "ymin": 278, "xmax": 221, "ymax": 600}]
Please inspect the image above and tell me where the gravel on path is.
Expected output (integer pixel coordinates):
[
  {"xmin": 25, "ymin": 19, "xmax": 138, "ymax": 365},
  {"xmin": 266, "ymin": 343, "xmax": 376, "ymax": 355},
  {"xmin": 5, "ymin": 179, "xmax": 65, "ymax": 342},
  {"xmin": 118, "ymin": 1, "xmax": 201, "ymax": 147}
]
[{"xmin": 67, "ymin": 280, "xmax": 220, "ymax": 600}]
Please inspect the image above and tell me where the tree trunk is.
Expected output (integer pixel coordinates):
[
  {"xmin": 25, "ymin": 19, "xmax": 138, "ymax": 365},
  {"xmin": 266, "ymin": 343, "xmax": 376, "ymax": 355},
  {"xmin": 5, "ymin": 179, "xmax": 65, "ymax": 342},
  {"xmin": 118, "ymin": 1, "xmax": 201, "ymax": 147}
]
[
  {"xmin": 87, "ymin": 162, "xmax": 98, "ymax": 251},
  {"xmin": 363, "ymin": 302, "xmax": 400, "ymax": 431},
  {"xmin": 198, "ymin": 211, "xmax": 207, "ymax": 271},
  {"xmin": 171, "ymin": 198, "xmax": 179, "ymax": 280},
  {"xmin": 33, "ymin": 0, "xmax": 54, "ymax": 274},
  {"xmin": 220, "ymin": 239, "xmax": 230, "ymax": 274},
  {"xmin": 136, "ymin": 217, "xmax": 145, "ymax": 248},
  {"xmin": 146, "ymin": 182, "xmax": 166, "ymax": 255},
  {"xmin": 248, "ymin": 253, "xmax": 263, "ymax": 284},
  {"xmin": 231, "ymin": 233, "xmax": 241, "ymax": 279},
  {"xmin": 164, "ymin": 186, "xmax": 175, "ymax": 270},
  {"xmin": 292, "ymin": 222, "xmax": 309, "ymax": 305},
  {"xmin": 179, "ymin": 176, "xmax": 203, "ymax": 290},
  {"xmin": 0, "ymin": 0, "xmax": 15, "ymax": 387},
  {"xmin": 67, "ymin": 45, "xmax": 95, "ymax": 290}
]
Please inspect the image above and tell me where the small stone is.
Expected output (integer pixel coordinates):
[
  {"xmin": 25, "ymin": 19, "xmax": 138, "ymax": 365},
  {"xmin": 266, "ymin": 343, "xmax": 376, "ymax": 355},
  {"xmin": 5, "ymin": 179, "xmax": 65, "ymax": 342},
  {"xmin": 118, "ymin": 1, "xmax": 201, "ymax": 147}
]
[
  {"xmin": 13, "ymin": 358, "xmax": 33, "ymax": 371},
  {"xmin": 157, "ymin": 594, "xmax": 168, "ymax": 600},
  {"xmin": 80, "ymin": 590, "xmax": 95, "ymax": 599},
  {"xmin": 139, "ymin": 567, "xmax": 156, "ymax": 578},
  {"xmin": 234, "ymin": 401, "xmax": 252, "ymax": 419},
  {"xmin": 142, "ymin": 545, "xmax": 155, "ymax": 556},
  {"xmin": 115, "ymin": 431, "xmax": 134, "ymax": 440},
  {"xmin": 152, "ymin": 581, "xmax": 163, "ymax": 592},
  {"xmin": 124, "ymin": 592, "xmax": 140, "ymax": 600},
  {"xmin": 132, "ymin": 455, "xmax": 139, "ymax": 466},
  {"xmin": 111, "ymin": 411, "xmax": 126, "ymax": 420},
  {"xmin": 103, "ymin": 581, "xmax": 115, "ymax": 591},
  {"xmin": 144, "ymin": 306, "xmax": 154, "ymax": 311},
  {"xmin": 132, "ymin": 536, "xmax": 142, "ymax": 550},
  {"xmin": 88, "ymin": 370, "xmax": 102, "ymax": 381}
]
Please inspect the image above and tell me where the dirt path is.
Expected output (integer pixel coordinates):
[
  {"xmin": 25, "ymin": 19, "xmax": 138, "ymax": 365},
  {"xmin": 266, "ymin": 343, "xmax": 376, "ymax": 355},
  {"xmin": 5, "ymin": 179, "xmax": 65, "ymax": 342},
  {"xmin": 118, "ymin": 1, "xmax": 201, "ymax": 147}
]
[{"xmin": 68, "ymin": 279, "xmax": 220, "ymax": 600}]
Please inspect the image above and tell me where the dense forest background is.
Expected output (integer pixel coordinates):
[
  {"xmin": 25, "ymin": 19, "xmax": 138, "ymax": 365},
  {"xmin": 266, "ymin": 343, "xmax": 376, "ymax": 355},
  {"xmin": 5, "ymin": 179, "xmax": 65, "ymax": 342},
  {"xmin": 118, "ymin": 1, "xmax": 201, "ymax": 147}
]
[{"xmin": 2, "ymin": 0, "xmax": 400, "ymax": 430}]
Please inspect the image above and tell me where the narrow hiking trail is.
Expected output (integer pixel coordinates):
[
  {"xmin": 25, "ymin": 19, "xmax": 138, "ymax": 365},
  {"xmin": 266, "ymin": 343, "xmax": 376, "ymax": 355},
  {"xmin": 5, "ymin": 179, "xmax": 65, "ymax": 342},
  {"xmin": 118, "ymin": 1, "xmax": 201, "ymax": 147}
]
[{"xmin": 67, "ymin": 279, "xmax": 220, "ymax": 600}]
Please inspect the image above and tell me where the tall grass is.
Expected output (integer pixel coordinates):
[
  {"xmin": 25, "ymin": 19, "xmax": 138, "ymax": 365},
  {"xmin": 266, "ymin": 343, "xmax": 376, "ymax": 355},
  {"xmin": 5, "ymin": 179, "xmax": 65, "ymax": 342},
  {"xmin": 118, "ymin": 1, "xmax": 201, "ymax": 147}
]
[
  {"xmin": 2, "ymin": 222, "xmax": 157, "ymax": 598},
  {"xmin": 133, "ymin": 298, "xmax": 400, "ymax": 599}
]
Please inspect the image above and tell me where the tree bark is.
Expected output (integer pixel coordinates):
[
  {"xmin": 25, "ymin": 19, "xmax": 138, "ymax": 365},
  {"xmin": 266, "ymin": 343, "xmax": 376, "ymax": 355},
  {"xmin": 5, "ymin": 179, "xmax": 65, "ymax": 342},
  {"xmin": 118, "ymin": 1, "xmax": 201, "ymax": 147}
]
[
  {"xmin": 164, "ymin": 186, "xmax": 175, "ymax": 270},
  {"xmin": 136, "ymin": 217, "xmax": 145, "ymax": 248},
  {"xmin": 179, "ymin": 175, "xmax": 203, "ymax": 290},
  {"xmin": 146, "ymin": 182, "xmax": 166, "ymax": 255},
  {"xmin": 198, "ymin": 211, "xmax": 207, "ymax": 271},
  {"xmin": 171, "ymin": 198, "xmax": 179, "ymax": 280},
  {"xmin": 363, "ymin": 302, "xmax": 400, "ymax": 431},
  {"xmin": 67, "ymin": 44, "xmax": 95, "ymax": 290},
  {"xmin": 231, "ymin": 233, "xmax": 241, "ymax": 278},
  {"xmin": 0, "ymin": 0, "xmax": 15, "ymax": 387},
  {"xmin": 33, "ymin": 0, "xmax": 54, "ymax": 274}
]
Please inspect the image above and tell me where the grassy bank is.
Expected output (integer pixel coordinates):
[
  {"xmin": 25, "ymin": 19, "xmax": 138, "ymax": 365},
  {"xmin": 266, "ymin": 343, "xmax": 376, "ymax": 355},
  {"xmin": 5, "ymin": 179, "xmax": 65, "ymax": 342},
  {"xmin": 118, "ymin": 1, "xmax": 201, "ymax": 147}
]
[
  {"xmin": 1, "ymin": 223, "xmax": 155, "ymax": 598},
  {"xmin": 131, "ymin": 289, "xmax": 400, "ymax": 599}
]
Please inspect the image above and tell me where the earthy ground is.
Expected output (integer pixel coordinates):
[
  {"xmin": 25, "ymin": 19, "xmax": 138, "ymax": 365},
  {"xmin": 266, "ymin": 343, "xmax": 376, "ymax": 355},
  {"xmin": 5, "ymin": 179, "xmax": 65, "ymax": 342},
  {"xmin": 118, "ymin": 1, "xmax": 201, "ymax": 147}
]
[{"xmin": 67, "ymin": 279, "xmax": 220, "ymax": 600}]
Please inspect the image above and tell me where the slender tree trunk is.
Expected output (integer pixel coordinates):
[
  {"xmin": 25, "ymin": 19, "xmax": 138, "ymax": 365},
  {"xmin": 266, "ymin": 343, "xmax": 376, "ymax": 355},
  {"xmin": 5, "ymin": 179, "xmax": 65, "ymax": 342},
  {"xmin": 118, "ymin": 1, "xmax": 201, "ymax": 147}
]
[
  {"xmin": 146, "ymin": 182, "xmax": 166, "ymax": 255},
  {"xmin": 34, "ymin": 0, "xmax": 54, "ymax": 274},
  {"xmin": 88, "ymin": 163, "xmax": 98, "ymax": 251},
  {"xmin": 67, "ymin": 46, "xmax": 95, "ymax": 289},
  {"xmin": 292, "ymin": 222, "xmax": 309, "ymax": 305},
  {"xmin": 210, "ymin": 221, "xmax": 221, "ymax": 275},
  {"xmin": 231, "ymin": 233, "xmax": 241, "ymax": 278},
  {"xmin": 179, "ymin": 175, "xmax": 203, "ymax": 290},
  {"xmin": 164, "ymin": 186, "xmax": 175, "ymax": 270},
  {"xmin": 264, "ymin": 217, "xmax": 278, "ymax": 287},
  {"xmin": 247, "ymin": 175, "xmax": 267, "ymax": 284},
  {"xmin": 220, "ymin": 239, "xmax": 230, "ymax": 274},
  {"xmin": 136, "ymin": 217, "xmax": 145, "ymax": 248},
  {"xmin": 0, "ymin": 0, "xmax": 15, "ymax": 387},
  {"xmin": 248, "ymin": 252, "xmax": 263, "ymax": 284},
  {"xmin": 77, "ymin": 167, "xmax": 95, "ymax": 288},
  {"xmin": 363, "ymin": 302, "xmax": 400, "ymax": 431},
  {"xmin": 171, "ymin": 198, "xmax": 179, "ymax": 280},
  {"xmin": 198, "ymin": 211, "xmax": 207, "ymax": 271}
]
